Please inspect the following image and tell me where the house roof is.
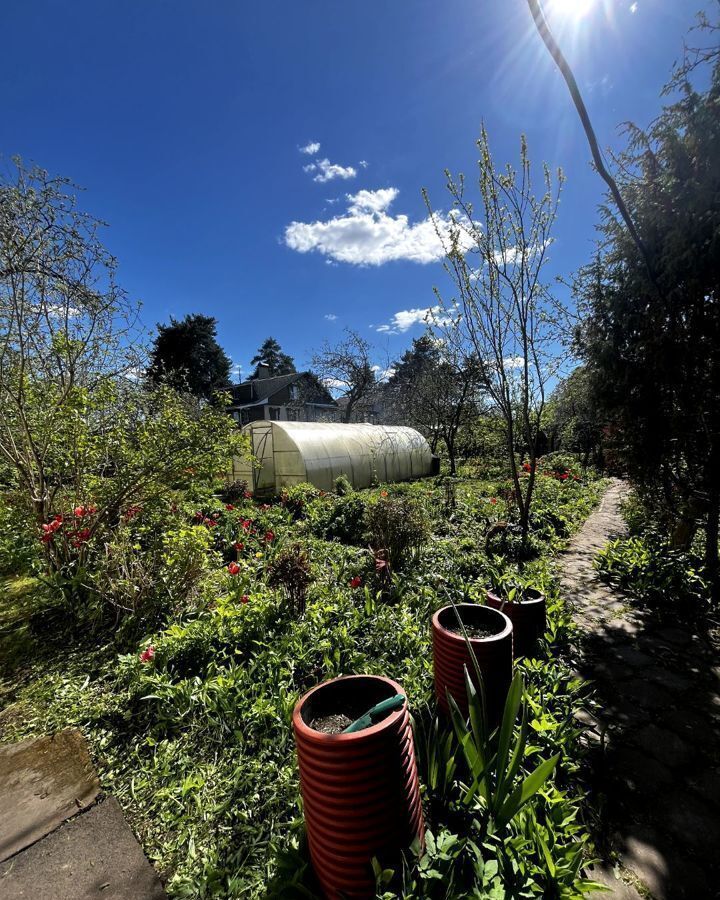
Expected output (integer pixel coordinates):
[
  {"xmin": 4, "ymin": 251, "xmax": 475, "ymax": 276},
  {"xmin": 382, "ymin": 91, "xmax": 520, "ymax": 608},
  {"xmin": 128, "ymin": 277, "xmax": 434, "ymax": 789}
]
[
  {"xmin": 229, "ymin": 372, "xmax": 339, "ymax": 408},
  {"xmin": 241, "ymin": 373, "xmax": 299, "ymax": 402}
]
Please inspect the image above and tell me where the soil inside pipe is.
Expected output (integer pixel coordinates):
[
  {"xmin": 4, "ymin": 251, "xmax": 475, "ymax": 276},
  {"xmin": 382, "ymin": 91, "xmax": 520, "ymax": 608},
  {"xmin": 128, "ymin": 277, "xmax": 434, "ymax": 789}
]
[
  {"xmin": 305, "ymin": 677, "xmax": 399, "ymax": 735},
  {"xmin": 310, "ymin": 713, "xmax": 354, "ymax": 734},
  {"xmin": 443, "ymin": 608, "xmax": 505, "ymax": 640}
]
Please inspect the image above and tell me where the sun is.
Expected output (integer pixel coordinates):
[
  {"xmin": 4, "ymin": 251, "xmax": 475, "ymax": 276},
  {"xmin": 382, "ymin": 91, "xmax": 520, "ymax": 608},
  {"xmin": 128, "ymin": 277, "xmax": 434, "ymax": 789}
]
[{"xmin": 546, "ymin": 0, "xmax": 596, "ymax": 20}]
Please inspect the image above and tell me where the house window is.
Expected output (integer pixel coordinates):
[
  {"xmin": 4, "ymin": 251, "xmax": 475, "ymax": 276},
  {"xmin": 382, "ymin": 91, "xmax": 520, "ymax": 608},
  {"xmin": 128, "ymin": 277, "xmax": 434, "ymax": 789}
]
[
  {"xmin": 269, "ymin": 407, "xmax": 281, "ymax": 421},
  {"xmin": 289, "ymin": 384, "xmax": 299, "ymax": 400}
]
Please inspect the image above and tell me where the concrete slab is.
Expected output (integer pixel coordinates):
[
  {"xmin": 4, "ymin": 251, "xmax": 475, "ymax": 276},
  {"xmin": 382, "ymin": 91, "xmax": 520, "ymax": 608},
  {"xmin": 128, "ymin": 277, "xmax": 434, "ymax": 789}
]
[
  {"xmin": 0, "ymin": 797, "xmax": 166, "ymax": 899},
  {"xmin": 586, "ymin": 865, "xmax": 644, "ymax": 899},
  {"xmin": 0, "ymin": 729, "xmax": 100, "ymax": 861}
]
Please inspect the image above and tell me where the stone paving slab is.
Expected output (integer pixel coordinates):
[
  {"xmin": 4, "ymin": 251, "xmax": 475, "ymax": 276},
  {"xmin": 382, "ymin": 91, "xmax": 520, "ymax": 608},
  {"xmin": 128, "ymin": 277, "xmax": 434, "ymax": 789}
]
[
  {"xmin": 562, "ymin": 479, "xmax": 720, "ymax": 900},
  {"xmin": 0, "ymin": 728, "xmax": 100, "ymax": 861},
  {"xmin": 0, "ymin": 797, "xmax": 166, "ymax": 899}
]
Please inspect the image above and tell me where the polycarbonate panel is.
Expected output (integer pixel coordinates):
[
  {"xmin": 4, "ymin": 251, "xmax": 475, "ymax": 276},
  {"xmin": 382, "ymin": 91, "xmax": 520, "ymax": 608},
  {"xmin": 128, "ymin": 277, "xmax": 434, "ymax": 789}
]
[{"xmin": 239, "ymin": 421, "xmax": 433, "ymax": 494}]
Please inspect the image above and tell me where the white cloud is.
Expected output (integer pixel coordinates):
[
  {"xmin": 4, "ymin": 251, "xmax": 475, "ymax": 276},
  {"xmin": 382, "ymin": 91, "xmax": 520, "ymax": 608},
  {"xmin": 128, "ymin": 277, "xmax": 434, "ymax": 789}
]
[
  {"xmin": 629, "ymin": 2, "xmax": 638, "ymax": 11},
  {"xmin": 371, "ymin": 364, "xmax": 396, "ymax": 382},
  {"xmin": 284, "ymin": 187, "xmax": 464, "ymax": 266},
  {"xmin": 303, "ymin": 163, "xmax": 316, "ymax": 173},
  {"xmin": 322, "ymin": 376, "xmax": 347, "ymax": 392},
  {"xmin": 359, "ymin": 160, "xmax": 369, "ymax": 168},
  {"xmin": 503, "ymin": 356, "xmax": 525, "ymax": 370},
  {"xmin": 300, "ymin": 141, "xmax": 321, "ymax": 155},
  {"xmin": 375, "ymin": 305, "xmax": 458, "ymax": 335},
  {"xmin": 312, "ymin": 158, "xmax": 357, "ymax": 183},
  {"xmin": 324, "ymin": 313, "xmax": 338, "ymax": 321},
  {"xmin": 376, "ymin": 307, "xmax": 435, "ymax": 334},
  {"xmin": 46, "ymin": 302, "xmax": 80, "ymax": 319},
  {"xmin": 348, "ymin": 187, "xmax": 398, "ymax": 214}
]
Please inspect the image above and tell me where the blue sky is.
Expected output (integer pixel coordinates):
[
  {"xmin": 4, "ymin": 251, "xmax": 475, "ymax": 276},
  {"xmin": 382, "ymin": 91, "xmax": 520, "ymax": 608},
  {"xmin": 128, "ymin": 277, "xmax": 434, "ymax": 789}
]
[{"xmin": 2, "ymin": 0, "xmax": 710, "ymax": 379}]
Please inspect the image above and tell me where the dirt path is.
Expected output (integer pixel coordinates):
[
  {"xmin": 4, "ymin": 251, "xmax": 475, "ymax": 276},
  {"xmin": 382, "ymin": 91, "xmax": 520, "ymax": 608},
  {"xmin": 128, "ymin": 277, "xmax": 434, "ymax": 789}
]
[{"xmin": 561, "ymin": 479, "xmax": 720, "ymax": 900}]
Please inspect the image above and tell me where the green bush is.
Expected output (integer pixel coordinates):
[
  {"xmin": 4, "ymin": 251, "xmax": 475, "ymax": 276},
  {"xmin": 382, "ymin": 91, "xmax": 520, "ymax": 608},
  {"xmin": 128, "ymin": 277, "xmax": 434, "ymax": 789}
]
[
  {"xmin": 307, "ymin": 493, "xmax": 368, "ymax": 545},
  {"xmin": 333, "ymin": 474, "xmax": 353, "ymax": 496},
  {"xmin": 365, "ymin": 494, "xmax": 430, "ymax": 573},
  {"xmin": 0, "ymin": 494, "xmax": 37, "ymax": 575},
  {"xmin": 595, "ymin": 532, "xmax": 710, "ymax": 615},
  {"xmin": 279, "ymin": 483, "xmax": 321, "ymax": 520}
]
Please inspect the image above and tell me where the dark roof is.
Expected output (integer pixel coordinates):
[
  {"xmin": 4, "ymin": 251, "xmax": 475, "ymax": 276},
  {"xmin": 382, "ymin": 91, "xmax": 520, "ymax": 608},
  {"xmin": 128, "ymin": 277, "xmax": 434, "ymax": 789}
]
[
  {"xmin": 234, "ymin": 373, "xmax": 299, "ymax": 403},
  {"xmin": 230, "ymin": 372, "xmax": 338, "ymax": 407}
]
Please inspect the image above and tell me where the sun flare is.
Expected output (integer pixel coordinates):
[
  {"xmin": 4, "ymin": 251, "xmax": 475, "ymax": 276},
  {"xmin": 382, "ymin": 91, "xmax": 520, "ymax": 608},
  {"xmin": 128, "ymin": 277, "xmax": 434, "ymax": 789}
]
[{"xmin": 546, "ymin": 0, "xmax": 596, "ymax": 20}]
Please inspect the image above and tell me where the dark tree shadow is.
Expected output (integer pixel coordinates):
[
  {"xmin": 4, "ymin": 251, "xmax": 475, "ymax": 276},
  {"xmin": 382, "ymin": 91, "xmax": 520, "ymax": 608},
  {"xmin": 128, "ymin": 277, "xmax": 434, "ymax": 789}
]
[{"xmin": 569, "ymin": 565, "xmax": 720, "ymax": 899}]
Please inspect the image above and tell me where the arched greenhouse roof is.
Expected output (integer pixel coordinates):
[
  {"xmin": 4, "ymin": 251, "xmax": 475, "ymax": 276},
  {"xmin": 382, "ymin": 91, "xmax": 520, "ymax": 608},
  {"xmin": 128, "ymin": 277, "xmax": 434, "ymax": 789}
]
[{"xmin": 231, "ymin": 421, "xmax": 435, "ymax": 493}]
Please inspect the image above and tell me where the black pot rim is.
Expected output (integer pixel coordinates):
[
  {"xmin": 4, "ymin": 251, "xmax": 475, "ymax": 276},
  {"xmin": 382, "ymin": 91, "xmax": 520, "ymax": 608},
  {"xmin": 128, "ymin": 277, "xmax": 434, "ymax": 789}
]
[{"xmin": 486, "ymin": 588, "xmax": 545, "ymax": 606}]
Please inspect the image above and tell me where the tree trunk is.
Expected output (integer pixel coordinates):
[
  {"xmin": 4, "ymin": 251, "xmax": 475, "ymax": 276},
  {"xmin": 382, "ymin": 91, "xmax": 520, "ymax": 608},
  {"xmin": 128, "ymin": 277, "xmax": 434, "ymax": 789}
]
[
  {"xmin": 447, "ymin": 436, "xmax": 457, "ymax": 475},
  {"xmin": 519, "ymin": 467, "xmax": 536, "ymax": 553},
  {"xmin": 670, "ymin": 495, "xmax": 703, "ymax": 550},
  {"xmin": 705, "ymin": 483, "xmax": 720, "ymax": 605}
]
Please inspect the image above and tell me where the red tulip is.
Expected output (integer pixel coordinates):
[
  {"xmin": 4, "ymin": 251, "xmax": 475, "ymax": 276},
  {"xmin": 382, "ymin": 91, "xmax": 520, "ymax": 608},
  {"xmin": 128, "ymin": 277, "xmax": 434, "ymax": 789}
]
[
  {"xmin": 227, "ymin": 562, "xmax": 241, "ymax": 575},
  {"xmin": 350, "ymin": 576, "xmax": 362, "ymax": 589},
  {"xmin": 264, "ymin": 530, "xmax": 275, "ymax": 542},
  {"xmin": 139, "ymin": 645, "xmax": 155, "ymax": 663},
  {"xmin": 240, "ymin": 594, "xmax": 249, "ymax": 604},
  {"xmin": 233, "ymin": 541, "xmax": 244, "ymax": 551},
  {"xmin": 225, "ymin": 504, "xmax": 235, "ymax": 511},
  {"xmin": 491, "ymin": 497, "xmax": 498, "ymax": 505}
]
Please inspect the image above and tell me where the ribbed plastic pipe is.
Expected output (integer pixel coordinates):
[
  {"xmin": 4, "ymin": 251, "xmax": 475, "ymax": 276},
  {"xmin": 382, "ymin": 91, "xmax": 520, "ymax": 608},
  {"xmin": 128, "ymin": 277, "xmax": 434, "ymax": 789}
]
[
  {"xmin": 485, "ymin": 590, "xmax": 546, "ymax": 659},
  {"xmin": 432, "ymin": 604, "xmax": 513, "ymax": 725},
  {"xmin": 292, "ymin": 675, "xmax": 425, "ymax": 899}
]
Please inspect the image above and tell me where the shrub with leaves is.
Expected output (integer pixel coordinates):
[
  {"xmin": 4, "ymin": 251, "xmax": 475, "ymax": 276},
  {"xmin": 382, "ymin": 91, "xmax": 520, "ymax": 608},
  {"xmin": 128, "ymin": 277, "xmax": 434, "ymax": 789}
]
[
  {"xmin": 596, "ymin": 532, "xmax": 710, "ymax": 615},
  {"xmin": 365, "ymin": 494, "xmax": 430, "ymax": 574},
  {"xmin": 266, "ymin": 542, "xmax": 313, "ymax": 615}
]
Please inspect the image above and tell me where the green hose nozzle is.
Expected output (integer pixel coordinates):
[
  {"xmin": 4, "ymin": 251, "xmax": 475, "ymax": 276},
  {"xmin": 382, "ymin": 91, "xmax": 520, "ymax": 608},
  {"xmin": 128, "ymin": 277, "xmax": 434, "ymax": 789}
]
[{"xmin": 342, "ymin": 694, "xmax": 405, "ymax": 733}]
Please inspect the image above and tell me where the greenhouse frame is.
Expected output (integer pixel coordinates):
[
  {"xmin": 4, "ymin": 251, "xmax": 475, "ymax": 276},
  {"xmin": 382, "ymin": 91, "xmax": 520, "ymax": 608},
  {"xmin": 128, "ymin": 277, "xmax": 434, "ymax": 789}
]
[{"xmin": 230, "ymin": 421, "xmax": 436, "ymax": 494}]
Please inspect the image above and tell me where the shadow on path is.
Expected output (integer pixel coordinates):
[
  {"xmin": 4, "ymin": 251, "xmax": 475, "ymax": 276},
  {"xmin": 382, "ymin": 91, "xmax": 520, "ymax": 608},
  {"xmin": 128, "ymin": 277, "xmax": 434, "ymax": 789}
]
[{"xmin": 561, "ymin": 480, "xmax": 720, "ymax": 900}]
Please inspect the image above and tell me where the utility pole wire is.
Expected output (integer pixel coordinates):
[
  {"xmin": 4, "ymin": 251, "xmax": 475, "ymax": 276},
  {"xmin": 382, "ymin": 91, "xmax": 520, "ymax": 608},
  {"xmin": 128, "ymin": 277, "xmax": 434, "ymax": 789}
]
[{"xmin": 526, "ymin": 0, "xmax": 657, "ymax": 286}]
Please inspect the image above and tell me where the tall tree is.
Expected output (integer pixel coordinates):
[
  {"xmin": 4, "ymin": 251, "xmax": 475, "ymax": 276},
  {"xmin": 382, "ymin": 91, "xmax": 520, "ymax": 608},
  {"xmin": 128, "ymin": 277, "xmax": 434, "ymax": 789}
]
[
  {"xmin": 385, "ymin": 334, "xmax": 481, "ymax": 474},
  {"xmin": 577, "ymin": 48, "xmax": 720, "ymax": 599},
  {"xmin": 425, "ymin": 129, "xmax": 565, "ymax": 547},
  {"xmin": 148, "ymin": 314, "xmax": 231, "ymax": 402},
  {"xmin": 0, "ymin": 162, "xmax": 244, "ymax": 592},
  {"xmin": 312, "ymin": 329, "xmax": 376, "ymax": 423},
  {"xmin": 546, "ymin": 366, "xmax": 603, "ymax": 468},
  {"xmin": 250, "ymin": 337, "xmax": 296, "ymax": 378},
  {"xmin": 0, "ymin": 160, "xmax": 140, "ymax": 521}
]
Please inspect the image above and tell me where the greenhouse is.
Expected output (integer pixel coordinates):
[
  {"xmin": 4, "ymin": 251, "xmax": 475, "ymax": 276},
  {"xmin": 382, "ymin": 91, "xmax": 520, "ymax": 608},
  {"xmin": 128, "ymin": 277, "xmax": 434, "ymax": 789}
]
[{"xmin": 230, "ymin": 421, "xmax": 436, "ymax": 494}]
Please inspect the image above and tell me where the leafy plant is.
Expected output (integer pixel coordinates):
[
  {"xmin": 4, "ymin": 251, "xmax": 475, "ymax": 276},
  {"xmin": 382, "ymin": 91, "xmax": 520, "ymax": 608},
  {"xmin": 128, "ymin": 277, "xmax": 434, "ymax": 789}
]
[
  {"xmin": 333, "ymin": 474, "xmax": 353, "ymax": 496},
  {"xmin": 448, "ymin": 669, "xmax": 559, "ymax": 829},
  {"xmin": 266, "ymin": 542, "xmax": 313, "ymax": 615},
  {"xmin": 365, "ymin": 495, "xmax": 430, "ymax": 574},
  {"xmin": 596, "ymin": 532, "xmax": 711, "ymax": 615}
]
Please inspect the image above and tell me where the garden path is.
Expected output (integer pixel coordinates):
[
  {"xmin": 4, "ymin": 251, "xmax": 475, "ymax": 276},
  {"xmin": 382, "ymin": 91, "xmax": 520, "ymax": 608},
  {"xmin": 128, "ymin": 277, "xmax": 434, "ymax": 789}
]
[
  {"xmin": 560, "ymin": 479, "xmax": 720, "ymax": 900},
  {"xmin": 0, "ymin": 728, "xmax": 166, "ymax": 899}
]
